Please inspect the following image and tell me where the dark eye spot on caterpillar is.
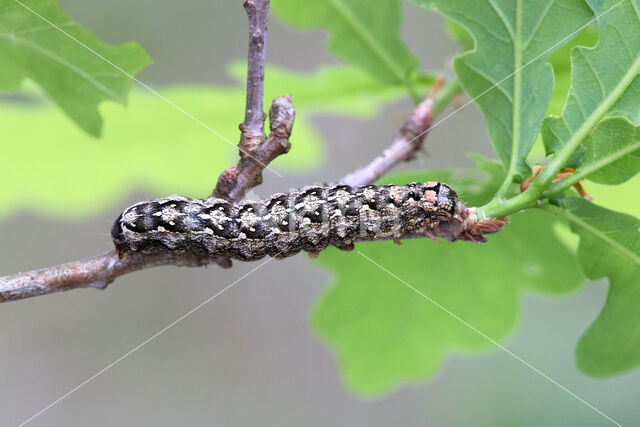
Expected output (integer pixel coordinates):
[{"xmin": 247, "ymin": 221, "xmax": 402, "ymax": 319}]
[{"xmin": 111, "ymin": 183, "xmax": 459, "ymax": 262}]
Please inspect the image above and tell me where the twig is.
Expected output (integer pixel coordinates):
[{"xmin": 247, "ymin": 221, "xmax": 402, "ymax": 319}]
[
  {"xmin": 214, "ymin": 94, "xmax": 294, "ymax": 201},
  {"xmin": 212, "ymin": 0, "xmax": 272, "ymax": 201},
  {"xmin": 240, "ymin": 0, "xmax": 269, "ymax": 150},
  {"xmin": 212, "ymin": 0, "xmax": 294, "ymax": 202},
  {"xmin": 0, "ymin": 252, "xmax": 208, "ymax": 302}
]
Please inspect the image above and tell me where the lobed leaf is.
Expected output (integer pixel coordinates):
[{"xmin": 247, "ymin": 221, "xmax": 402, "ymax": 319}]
[
  {"xmin": 0, "ymin": 0, "xmax": 150, "ymax": 136},
  {"xmin": 566, "ymin": 117, "xmax": 640, "ymax": 185},
  {"xmin": 271, "ymin": 0, "xmax": 419, "ymax": 98},
  {"xmin": 559, "ymin": 198, "xmax": 640, "ymax": 377},
  {"xmin": 415, "ymin": 0, "xmax": 593, "ymax": 181},
  {"xmin": 0, "ymin": 65, "xmax": 412, "ymax": 220},
  {"xmin": 312, "ymin": 159, "xmax": 584, "ymax": 394},
  {"xmin": 543, "ymin": 0, "xmax": 640, "ymax": 157}
]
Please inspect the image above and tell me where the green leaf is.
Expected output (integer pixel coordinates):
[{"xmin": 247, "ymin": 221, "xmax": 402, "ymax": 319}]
[
  {"xmin": 312, "ymin": 159, "xmax": 584, "ymax": 394},
  {"xmin": 415, "ymin": 0, "xmax": 593, "ymax": 182},
  {"xmin": 0, "ymin": 0, "xmax": 150, "ymax": 136},
  {"xmin": 271, "ymin": 0, "xmax": 419, "ymax": 99},
  {"xmin": 543, "ymin": 0, "xmax": 640, "ymax": 157},
  {"xmin": 567, "ymin": 117, "xmax": 640, "ymax": 185},
  {"xmin": 0, "ymin": 65, "xmax": 415, "ymax": 220},
  {"xmin": 557, "ymin": 198, "xmax": 640, "ymax": 377}
]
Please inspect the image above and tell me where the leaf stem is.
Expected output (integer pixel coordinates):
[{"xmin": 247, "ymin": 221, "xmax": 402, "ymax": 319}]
[{"xmin": 475, "ymin": 190, "xmax": 538, "ymax": 220}]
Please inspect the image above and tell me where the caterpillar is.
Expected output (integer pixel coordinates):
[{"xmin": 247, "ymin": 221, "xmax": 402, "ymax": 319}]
[{"xmin": 111, "ymin": 182, "xmax": 459, "ymax": 261}]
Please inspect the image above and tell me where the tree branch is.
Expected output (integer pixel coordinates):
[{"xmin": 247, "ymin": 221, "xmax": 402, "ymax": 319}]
[
  {"xmin": 0, "ymin": 72, "xmax": 470, "ymax": 302},
  {"xmin": 0, "ymin": 252, "xmax": 207, "ymax": 302}
]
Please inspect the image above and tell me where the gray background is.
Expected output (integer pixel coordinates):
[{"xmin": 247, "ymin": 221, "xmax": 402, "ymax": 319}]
[{"xmin": 1, "ymin": 1, "xmax": 638, "ymax": 426}]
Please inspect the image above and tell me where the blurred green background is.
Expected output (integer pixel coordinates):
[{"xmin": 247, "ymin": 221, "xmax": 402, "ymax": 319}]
[{"xmin": 0, "ymin": 0, "xmax": 638, "ymax": 425}]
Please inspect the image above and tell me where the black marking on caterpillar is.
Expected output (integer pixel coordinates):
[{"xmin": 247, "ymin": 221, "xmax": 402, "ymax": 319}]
[{"xmin": 111, "ymin": 182, "xmax": 458, "ymax": 261}]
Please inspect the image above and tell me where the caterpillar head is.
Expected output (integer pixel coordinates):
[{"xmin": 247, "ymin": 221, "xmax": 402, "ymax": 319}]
[{"xmin": 422, "ymin": 182, "xmax": 458, "ymax": 215}]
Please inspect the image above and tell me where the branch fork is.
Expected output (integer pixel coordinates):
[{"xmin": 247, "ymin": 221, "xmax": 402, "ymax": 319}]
[{"xmin": 215, "ymin": 94, "xmax": 295, "ymax": 202}]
